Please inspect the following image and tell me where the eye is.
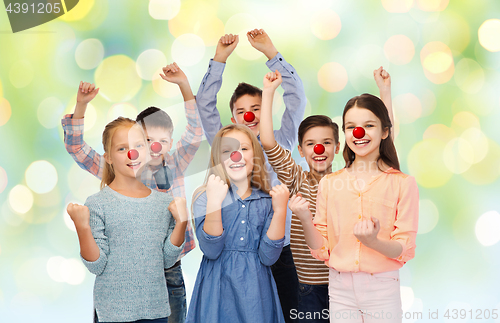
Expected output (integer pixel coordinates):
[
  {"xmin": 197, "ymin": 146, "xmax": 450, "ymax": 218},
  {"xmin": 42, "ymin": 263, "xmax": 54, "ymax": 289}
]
[
  {"xmin": 118, "ymin": 147, "xmax": 126, "ymax": 151},
  {"xmin": 346, "ymin": 126, "xmax": 354, "ymax": 130},
  {"xmin": 306, "ymin": 143, "xmax": 313, "ymax": 146},
  {"xmin": 146, "ymin": 138, "xmax": 152, "ymax": 142},
  {"xmin": 253, "ymin": 108, "xmax": 260, "ymax": 111},
  {"xmin": 324, "ymin": 141, "xmax": 331, "ymax": 145},
  {"xmin": 366, "ymin": 124, "xmax": 374, "ymax": 128},
  {"xmin": 161, "ymin": 140, "xmax": 168, "ymax": 144},
  {"xmin": 137, "ymin": 144, "xmax": 144, "ymax": 148},
  {"xmin": 222, "ymin": 150, "xmax": 230, "ymax": 154},
  {"xmin": 242, "ymin": 147, "xmax": 248, "ymax": 151}
]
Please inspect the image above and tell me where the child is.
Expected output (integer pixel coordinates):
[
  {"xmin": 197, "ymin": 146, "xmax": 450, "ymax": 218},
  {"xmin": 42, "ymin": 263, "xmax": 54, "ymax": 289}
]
[
  {"xmin": 289, "ymin": 93, "xmax": 419, "ymax": 323},
  {"xmin": 260, "ymin": 68, "xmax": 394, "ymax": 322},
  {"xmin": 196, "ymin": 29, "xmax": 306, "ymax": 322},
  {"xmin": 66, "ymin": 117, "xmax": 187, "ymax": 322},
  {"xmin": 186, "ymin": 124, "xmax": 290, "ymax": 323},
  {"xmin": 61, "ymin": 63, "xmax": 201, "ymax": 323}
]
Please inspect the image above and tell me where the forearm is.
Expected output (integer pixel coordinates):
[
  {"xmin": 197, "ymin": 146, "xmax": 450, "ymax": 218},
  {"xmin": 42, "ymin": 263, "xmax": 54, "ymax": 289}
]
[
  {"xmin": 73, "ymin": 102, "xmax": 88, "ymax": 119},
  {"xmin": 202, "ymin": 203, "xmax": 224, "ymax": 236},
  {"xmin": 379, "ymin": 88, "xmax": 394, "ymax": 139},
  {"xmin": 265, "ymin": 208, "xmax": 286, "ymax": 240},
  {"xmin": 260, "ymin": 89, "xmax": 277, "ymax": 149},
  {"xmin": 170, "ymin": 221, "xmax": 187, "ymax": 247},
  {"xmin": 76, "ymin": 226, "xmax": 100, "ymax": 262},
  {"xmin": 178, "ymin": 81, "xmax": 195, "ymax": 101},
  {"xmin": 300, "ymin": 218, "xmax": 325, "ymax": 250},
  {"xmin": 366, "ymin": 238, "xmax": 403, "ymax": 259}
]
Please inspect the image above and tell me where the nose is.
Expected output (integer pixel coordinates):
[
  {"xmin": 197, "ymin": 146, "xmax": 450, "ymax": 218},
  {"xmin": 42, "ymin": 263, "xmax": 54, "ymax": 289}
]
[
  {"xmin": 353, "ymin": 127, "xmax": 365, "ymax": 139},
  {"xmin": 128, "ymin": 149, "xmax": 139, "ymax": 160},
  {"xmin": 150, "ymin": 142, "xmax": 162, "ymax": 153},
  {"xmin": 244, "ymin": 111, "xmax": 255, "ymax": 122},
  {"xmin": 230, "ymin": 151, "xmax": 242, "ymax": 162},
  {"xmin": 313, "ymin": 144, "xmax": 325, "ymax": 155}
]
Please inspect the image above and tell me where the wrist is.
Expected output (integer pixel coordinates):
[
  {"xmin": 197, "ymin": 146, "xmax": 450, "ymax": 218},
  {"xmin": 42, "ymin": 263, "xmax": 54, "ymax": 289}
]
[
  {"xmin": 75, "ymin": 223, "xmax": 91, "ymax": 233},
  {"xmin": 213, "ymin": 54, "xmax": 228, "ymax": 63},
  {"xmin": 264, "ymin": 49, "xmax": 278, "ymax": 61}
]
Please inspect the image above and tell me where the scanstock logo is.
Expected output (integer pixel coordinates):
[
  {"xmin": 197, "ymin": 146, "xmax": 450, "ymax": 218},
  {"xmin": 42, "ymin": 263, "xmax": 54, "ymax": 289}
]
[{"xmin": 4, "ymin": 0, "xmax": 79, "ymax": 33}]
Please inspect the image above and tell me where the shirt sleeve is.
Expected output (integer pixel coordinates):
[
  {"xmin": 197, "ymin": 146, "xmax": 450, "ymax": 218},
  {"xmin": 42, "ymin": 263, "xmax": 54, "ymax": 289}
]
[
  {"xmin": 170, "ymin": 99, "xmax": 203, "ymax": 177},
  {"xmin": 267, "ymin": 53, "xmax": 306, "ymax": 151},
  {"xmin": 264, "ymin": 142, "xmax": 304, "ymax": 196},
  {"xmin": 258, "ymin": 200, "xmax": 285, "ymax": 266},
  {"xmin": 391, "ymin": 175, "xmax": 419, "ymax": 264},
  {"xmin": 310, "ymin": 177, "xmax": 331, "ymax": 262},
  {"xmin": 81, "ymin": 197, "xmax": 108, "ymax": 275},
  {"xmin": 61, "ymin": 114, "xmax": 104, "ymax": 179},
  {"xmin": 195, "ymin": 60, "xmax": 225, "ymax": 145},
  {"xmin": 164, "ymin": 206, "xmax": 185, "ymax": 269},
  {"xmin": 193, "ymin": 192, "xmax": 226, "ymax": 260}
]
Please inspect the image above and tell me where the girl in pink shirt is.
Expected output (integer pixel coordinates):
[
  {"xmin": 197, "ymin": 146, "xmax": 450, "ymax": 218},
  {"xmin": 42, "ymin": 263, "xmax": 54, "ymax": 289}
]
[{"xmin": 289, "ymin": 93, "xmax": 419, "ymax": 323}]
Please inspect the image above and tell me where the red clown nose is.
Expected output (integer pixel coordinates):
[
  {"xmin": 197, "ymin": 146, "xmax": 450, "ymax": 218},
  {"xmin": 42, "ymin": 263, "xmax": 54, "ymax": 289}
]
[
  {"xmin": 243, "ymin": 111, "xmax": 255, "ymax": 122},
  {"xmin": 353, "ymin": 127, "xmax": 365, "ymax": 139},
  {"xmin": 313, "ymin": 144, "xmax": 325, "ymax": 155},
  {"xmin": 127, "ymin": 149, "xmax": 139, "ymax": 160},
  {"xmin": 151, "ymin": 142, "xmax": 162, "ymax": 153},
  {"xmin": 230, "ymin": 151, "xmax": 242, "ymax": 162}
]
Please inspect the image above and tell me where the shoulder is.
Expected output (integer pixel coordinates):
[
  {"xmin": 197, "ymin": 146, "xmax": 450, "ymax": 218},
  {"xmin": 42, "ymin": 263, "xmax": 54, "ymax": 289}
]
[
  {"xmin": 253, "ymin": 189, "xmax": 271, "ymax": 200},
  {"xmin": 150, "ymin": 190, "xmax": 173, "ymax": 204},
  {"xmin": 321, "ymin": 168, "xmax": 346, "ymax": 182}
]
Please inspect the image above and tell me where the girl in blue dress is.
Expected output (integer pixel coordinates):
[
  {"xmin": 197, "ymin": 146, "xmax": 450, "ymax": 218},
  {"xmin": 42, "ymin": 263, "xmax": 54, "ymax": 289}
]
[{"xmin": 187, "ymin": 124, "xmax": 290, "ymax": 323}]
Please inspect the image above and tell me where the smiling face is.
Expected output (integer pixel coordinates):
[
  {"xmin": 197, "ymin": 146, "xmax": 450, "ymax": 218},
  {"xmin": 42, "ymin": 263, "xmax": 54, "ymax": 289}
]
[
  {"xmin": 231, "ymin": 94, "xmax": 262, "ymax": 137},
  {"xmin": 220, "ymin": 130, "xmax": 254, "ymax": 185},
  {"xmin": 105, "ymin": 126, "xmax": 149, "ymax": 180},
  {"xmin": 298, "ymin": 126, "xmax": 339, "ymax": 176},
  {"xmin": 143, "ymin": 127, "xmax": 173, "ymax": 167},
  {"xmin": 344, "ymin": 106, "xmax": 389, "ymax": 163}
]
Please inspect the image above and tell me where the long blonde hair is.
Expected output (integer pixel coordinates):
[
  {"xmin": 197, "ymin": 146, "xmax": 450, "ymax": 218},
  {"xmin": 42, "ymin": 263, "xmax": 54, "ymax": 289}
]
[
  {"xmin": 100, "ymin": 117, "xmax": 139, "ymax": 189},
  {"xmin": 192, "ymin": 124, "xmax": 271, "ymax": 207}
]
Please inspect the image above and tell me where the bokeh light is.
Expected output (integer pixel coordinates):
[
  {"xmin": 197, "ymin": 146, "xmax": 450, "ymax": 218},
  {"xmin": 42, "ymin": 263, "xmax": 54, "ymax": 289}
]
[
  {"xmin": 393, "ymin": 93, "xmax": 422, "ymax": 124},
  {"xmin": 407, "ymin": 139, "xmax": 453, "ymax": 187},
  {"xmin": 67, "ymin": 164, "xmax": 101, "ymax": 202},
  {"xmin": 37, "ymin": 97, "xmax": 65, "ymax": 129},
  {"xmin": 478, "ymin": 19, "xmax": 500, "ymax": 52},
  {"xmin": 461, "ymin": 139, "xmax": 500, "ymax": 185},
  {"xmin": 136, "ymin": 49, "xmax": 168, "ymax": 81},
  {"xmin": 443, "ymin": 138, "xmax": 473, "ymax": 174},
  {"xmin": 401, "ymin": 286, "xmax": 415, "ymax": 311},
  {"xmin": 8, "ymin": 185, "xmax": 34, "ymax": 214},
  {"xmin": 0, "ymin": 97, "xmax": 11, "ymax": 126},
  {"xmin": 61, "ymin": 258, "xmax": 87, "ymax": 285},
  {"xmin": 454, "ymin": 58, "xmax": 484, "ymax": 94},
  {"xmin": 171, "ymin": 34, "xmax": 206, "ymax": 66},
  {"xmin": 418, "ymin": 199, "xmax": 439, "ymax": 234},
  {"xmin": 94, "ymin": 55, "xmax": 142, "ymax": 102},
  {"xmin": 420, "ymin": 88, "xmax": 437, "ymax": 117},
  {"xmin": 224, "ymin": 13, "xmax": 262, "ymax": 61},
  {"xmin": 381, "ymin": 0, "xmax": 414, "ymax": 13},
  {"xmin": 0, "ymin": 166, "xmax": 7, "ymax": 194},
  {"xmin": 75, "ymin": 38, "xmax": 105, "ymax": 70},
  {"xmin": 149, "ymin": 0, "xmax": 181, "ymax": 20},
  {"xmin": 317, "ymin": 62, "xmax": 348, "ymax": 93},
  {"xmin": 416, "ymin": 0, "xmax": 449, "ymax": 11},
  {"xmin": 152, "ymin": 71, "xmax": 182, "ymax": 98},
  {"xmin": 420, "ymin": 41, "xmax": 455, "ymax": 84},
  {"xmin": 25, "ymin": 161, "xmax": 58, "ymax": 194},
  {"xmin": 310, "ymin": 9, "xmax": 341, "ymax": 40},
  {"xmin": 475, "ymin": 211, "xmax": 500, "ymax": 247},
  {"xmin": 384, "ymin": 35, "xmax": 415, "ymax": 65},
  {"xmin": 459, "ymin": 128, "xmax": 489, "ymax": 164},
  {"xmin": 58, "ymin": 0, "xmax": 95, "ymax": 21},
  {"xmin": 107, "ymin": 103, "xmax": 139, "ymax": 122},
  {"xmin": 423, "ymin": 124, "xmax": 455, "ymax": 143},
  {"xmin": 9, "ymin": 60, "xmax": 34, "ymax": 88},
  {"xmin": 451, "ymin": 111, "xmax": 480, "ymax": 135}
]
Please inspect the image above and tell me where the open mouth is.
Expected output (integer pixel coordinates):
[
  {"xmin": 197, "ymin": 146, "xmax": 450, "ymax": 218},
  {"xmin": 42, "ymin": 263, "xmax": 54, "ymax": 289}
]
[
  {"xmin": 246, "ymin": 122, "xmax": 258, "ymax": 128},
  {"xmin": 229, "ymin": 163, "xmax": 246, "ymax": 170},
  {"xmin": 150, "ymin": 152, "xmax": 161, "ymax": 158},
  {"xmin": 354, "ymin": 140, "xmax": 370, "ymax": 146},
  {"xmin": 313, "ymin": 156, "xmax": 327, "ymax": 162},
  {"xmin": 127, "ymin": 162, "xmax": 141, "ymax": 169}
]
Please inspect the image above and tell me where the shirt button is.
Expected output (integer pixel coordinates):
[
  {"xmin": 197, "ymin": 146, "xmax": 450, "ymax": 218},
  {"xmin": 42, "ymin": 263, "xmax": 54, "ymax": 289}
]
[
  {"xmin": 355, "ymin": 260, "xmax": 359, "ymax": 265},
  {"xmin": 358, "ymin": 215, "xmax": 362, "ymax": 219},
  {"xmin": 241, "ymin": 220, "xmax": 245, "ymax": 224},
  {"xmin": 242, "ymin": 205, "xmax": 245, "ymax": 208},
  {"xmin": 356, "ymin": 239, "xmax": 359, "ymax": 243},
  {"xmin": 240, "ymin": 237, "xmax": 244, "ymax": 241},
  {"xmin": 279, "ymin": 58, "xmax": 282, "ymax": 61}
]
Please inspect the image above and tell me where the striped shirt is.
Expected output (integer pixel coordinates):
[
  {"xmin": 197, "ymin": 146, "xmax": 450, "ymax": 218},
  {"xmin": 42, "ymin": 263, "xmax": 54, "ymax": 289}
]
[
  {"xmin": 61, "ymin": 99, "xmax": 203, "ymax": 257},
  {"xmin": 264, "ymin": 143, "xmax": 329, "ymax": 285}
]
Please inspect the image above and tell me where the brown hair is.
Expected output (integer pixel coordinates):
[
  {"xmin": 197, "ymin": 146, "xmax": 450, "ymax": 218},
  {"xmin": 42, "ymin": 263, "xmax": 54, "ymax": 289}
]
[
  {"xmin": 298, "ymin": 115, "xmax": 339, "ymax": 146},
  {"xmin": 229, "ymin": 83, "xmax": 262, "ymax": 115},
  {"xmin": 341, "ymin": 93, "xmax": 400, "ymax": 171},
  {"xmin": 192, "ymin": 124, "xmax": 271, "ymax": 207},
  {"xmin": 100, "ymin": 117, "xmax": 140, "ymax": 189},
  {"xmin": 136, "ymin": 106, "xmax": 173, "ymax": 135}
]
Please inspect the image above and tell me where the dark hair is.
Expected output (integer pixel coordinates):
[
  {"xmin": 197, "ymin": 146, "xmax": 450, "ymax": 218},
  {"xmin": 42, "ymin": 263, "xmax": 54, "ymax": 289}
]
[
  {"xmin": 298, "ymin": 115, "xmax": 339, "ymax": 146},
  {"xmin": 342, "ymin": 93, "xmax": 400, "ymax": 171},
  {"xmin": 229, "ymin": 83, "xmax": 262, "ymax": 115},
  {"xmin": 136, "ymin": 107, "xmax": 173, "ymax": 134}
]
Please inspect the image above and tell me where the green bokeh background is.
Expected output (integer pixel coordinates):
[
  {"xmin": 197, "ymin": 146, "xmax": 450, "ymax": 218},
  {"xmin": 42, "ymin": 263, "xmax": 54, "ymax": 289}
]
[{"xmin": 1, "ymin": 0, "xmax": 500, "ymax": 322}]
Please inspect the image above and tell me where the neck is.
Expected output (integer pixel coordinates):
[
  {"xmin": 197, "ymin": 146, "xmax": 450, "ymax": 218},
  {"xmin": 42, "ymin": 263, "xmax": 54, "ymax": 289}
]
[
  {"xmin": 109, "ymin": 174, "xmax": 146, "ymax": 192},
  {"xmin": 232, "ymin": 177, "xmax": 252, "ymax": 198},
  {"xmin": 310, "ymin": 165, "xmax": 333, "ymax": 179},
  {"xmin": 350, "ymin": 152, "xmax": 381, "ymax": 173}
]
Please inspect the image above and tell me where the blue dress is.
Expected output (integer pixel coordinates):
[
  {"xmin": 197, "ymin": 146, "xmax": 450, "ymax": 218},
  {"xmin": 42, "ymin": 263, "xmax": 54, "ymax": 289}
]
[{"xmin": 186, "ymin": 185, "xmax": 285, "ymax": 323}]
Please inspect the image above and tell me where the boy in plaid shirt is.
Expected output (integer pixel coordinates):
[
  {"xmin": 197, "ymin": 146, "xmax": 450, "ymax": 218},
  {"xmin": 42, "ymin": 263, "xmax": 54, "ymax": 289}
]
[{"xmin": 61, "ymin": 63, "xmax": 202, "ymax": 323}]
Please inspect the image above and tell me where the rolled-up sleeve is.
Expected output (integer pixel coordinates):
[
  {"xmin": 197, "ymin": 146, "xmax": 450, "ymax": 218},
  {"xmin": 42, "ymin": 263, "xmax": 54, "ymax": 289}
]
[
  {"xmin": 82, "ymin": 198, "xmax": 108, "ymax": 275},
  {"xmin": 259, "ymin": 205, "xmax": 285, "ymax": 266},
  {"xmin": 391, "ymin": 176, "xmax": 419, "ymax": 264},
  {"xmin": 164, "ymin": 216, "xmax": 185, "ymax": 269},
  {"xmin": 310, "ymin": 177, "xmax": 330, "ymax": 262},
  {"xmin": 193, "ymin": 192, "xmax": 226, "ymax": 260}
]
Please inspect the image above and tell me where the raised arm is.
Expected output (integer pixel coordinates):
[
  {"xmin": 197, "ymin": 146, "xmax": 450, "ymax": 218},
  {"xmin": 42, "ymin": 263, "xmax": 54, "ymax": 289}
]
[
  {"xmin": 373, "ymin": 66, "xmax": 394, "ymax": 140},
  {"xmin": 259, "ymin": 70, "xmax": 282, "ymax": 150},
  {"xmin": 196, "ymin": 34, "xmax": 239, "ymax": 145},
  {"xmin": 62, "ymin": 82, "xmax": 105, "ymax": 179}
]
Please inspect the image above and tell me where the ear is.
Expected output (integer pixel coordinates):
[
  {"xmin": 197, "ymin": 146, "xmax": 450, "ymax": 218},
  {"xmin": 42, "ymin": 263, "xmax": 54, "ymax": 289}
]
[
  {"xmin": 103, "ymin": 152, "xmax": 112, "ymax": 165},
  {"xmin": 335, "ymin": 143, "xmax": 340, "ymax": 154},
  {"xmin": 382, "ymin": 127, "xmax": 389, "ymax": 140},
  {"xmin": 230, "ymin": 117, "xmax": 237, "ymax": 124},
  {"xmin": 297, "ymin": 144, "xmax": 304, "ymax": 158}
]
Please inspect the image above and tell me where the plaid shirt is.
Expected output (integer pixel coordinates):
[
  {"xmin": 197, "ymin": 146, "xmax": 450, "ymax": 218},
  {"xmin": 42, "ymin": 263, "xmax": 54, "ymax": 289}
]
[{"xmin": 61, "ymin": 99, "xmax": 203, "ymax": 257}]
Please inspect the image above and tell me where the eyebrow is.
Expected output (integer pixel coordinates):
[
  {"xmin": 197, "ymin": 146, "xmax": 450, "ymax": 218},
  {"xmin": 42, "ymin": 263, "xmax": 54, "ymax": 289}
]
[{"xmin": 235, "ymin": 104, "xmax": 261, "ymax": 111}]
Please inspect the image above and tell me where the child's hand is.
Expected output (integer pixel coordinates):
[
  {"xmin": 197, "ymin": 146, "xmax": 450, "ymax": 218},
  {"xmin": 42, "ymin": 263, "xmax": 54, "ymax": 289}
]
[
  {"xmin": 269, "ymin": 183, "xmax": 289, "ymax": 215},
  {"xmin": 247, "ymin": 29, "xmax": 278, "ymax": 60},
  {"xmin": 67, "ymin": 203, "xmax": 90, "ymax": 229},
  {"xmin": 288, "ymin": 193, "xmax": 312, "ymax": 223},
  {"xmin": 353, "ymin": 216, "xmax": 380, "ymax": 248},
  {"xmin": 160, "ymin": 62, "xmax": 188, "ymax": 85},
  {"xmin": 168, "ymin": 197, "xmax": 189, "ymax": 223},
  {"xmin": 214, "ymin": 34, "xmax": 239, "ymax": 63},
  {"xmin": 77, "ymin": 81, "xmax": 99, "ymax": 104},
  {"xmin": 263, "ymin": 70, "xmax": 282, "ymax": 91},
  {"xmin": 373, "ymin": 66, "xmax": 391, "ymax": 94},
  {"xmin": 206, "ymin": 174, "xmax": 229, "ymax": 207}
]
